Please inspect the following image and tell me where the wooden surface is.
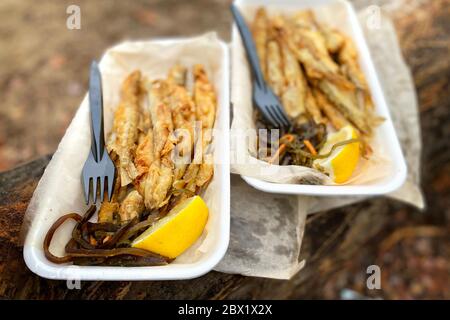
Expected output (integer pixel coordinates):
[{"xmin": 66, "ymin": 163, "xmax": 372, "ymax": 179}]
[{"xmin": 0, "ymin": 0, "xmax": 448, "ymax": 299}]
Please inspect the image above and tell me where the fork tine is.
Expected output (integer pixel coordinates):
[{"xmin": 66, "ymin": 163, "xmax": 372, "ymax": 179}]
[
  {"xmin": 107, "ymin": 174, "xmax": 114, "ymax": 202},
  {"xmin": 99, "ymin": 177, "xmax": 105, "ymax": 202},
  {"xmin": 92, "ymin": 177, "xmax": 98, "ymax": 203},
  {"xmin": 273, "ymin": 105, "xmax": 291, "ymax": 128},
  {"xmin": 258, "ymin": 103, "xmax": 278, "ymax": 128},
  {"xmin": 265, "ymin": 106, "xmax": 282, "ymax": 128},
  {"xmin": 83, "ymin": 177, "xmax": 91, "ymax": 204},
  {"xmin": 271, "ymin": 105, "xmax": 289, "ymax": 129},
  {"xmin": 269, "ymin": 105, "xmax": 285, "ymax": 128}
]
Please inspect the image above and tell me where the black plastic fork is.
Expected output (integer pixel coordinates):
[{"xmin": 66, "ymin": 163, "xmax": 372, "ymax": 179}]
[
  {"xmin": 81, "ymin": 61, "xmax": 115, "ymax": 204},
  {"xmin": 231, "ymin": 4, "xmax": 291, "ymax": 129}
]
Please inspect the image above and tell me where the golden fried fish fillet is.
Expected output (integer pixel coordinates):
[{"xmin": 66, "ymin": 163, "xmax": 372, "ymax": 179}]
[
  {"xmin": 194, "ymin": 65, "xmax": 216, "ymax": 131},
  {"xmin": 321, "ymin": 27, "xmax": 345, "ymax": 54},
  {"xmin": 142, "ymin": 80, "xmax": 176, "ymax": 209},
  {"xmin": 167, "ymin": 63, "xmax": 187, "ymax": 87},
  {"xmin": 304, "ymin": 89, "xmax": 325, "ymax": 124},
  {"xmin": 274, "ymin": 14, "xmax": 353, "ymax": 90},
  {"xmin": 180, "ymin": 65, "xmax": 216, "ymax": 196},
  {"xmin": 313, "ymin": 88, "xmax": 349, "ymax": 130},
  {"xmin": 98, "ymin": 161, "xmax": 128, "ymax": 224},
  {"xmin": 165, "ymin": 81, "xmax": 196, "ymax": 185},
  {"xmin": 118, "ymin": 190, "xmax": 145, "ymax": 223},
  {"xmin": 291, "ymin": 10, "xmax": 318, "ymax": 29},
  {"xmin": 338, "ymin": 36, "xmax": 368, "ymax": 91},
  {"xmin": 110, "ymin": 71, "xmax": 141, "ymax": 186},
  {"xmin": 252, "ymin": 7, "xmax": 269, "ymax": 79},
  {"xmin": 98, "ymin": 201, "xmax": 119, "ymax": 224},
  {"xmin": 279, "ymin": 40, "xmax": 307, "ymax": 121},
  {"xmin": 318, "ymin": 79, "xmax": 370, "ymax": 134},
  {"xmin": 266, "ymin": 39, "xmax": 285, "ymax": 97},
  {"xmin": 134, "ymin": 130, "xmax": 154, "ymax": 185}
]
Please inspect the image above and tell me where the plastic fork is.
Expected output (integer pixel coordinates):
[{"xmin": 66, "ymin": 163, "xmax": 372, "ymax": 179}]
[
  {"xmin": 81, "ymin": 61, "xmax": 115, "ymax": 204},
  {"xmin": 230, "ymin": 4, "xmax": 291, "ymax": 129}
]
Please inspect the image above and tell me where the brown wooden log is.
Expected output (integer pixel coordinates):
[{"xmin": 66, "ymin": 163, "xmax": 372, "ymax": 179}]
[{"xmin": 0, "ymin": 0, "xmax": 448, "ymax": 299}]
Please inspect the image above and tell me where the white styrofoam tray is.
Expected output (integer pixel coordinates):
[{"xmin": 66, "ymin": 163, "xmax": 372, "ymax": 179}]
[
  {"xmin": 233, "ymin": 0, "xmax": 407, "ymax": 196},
  {"xmin": 23, "ymin": 36, "xmax": 230, "ymax": 281}
]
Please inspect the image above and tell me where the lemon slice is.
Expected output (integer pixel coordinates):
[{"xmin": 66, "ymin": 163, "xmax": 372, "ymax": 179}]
[
  {"xmin": 313, "ymin": 125, "xmax": 360, "ymax": 184},
  {"xmin": 132, "ymin": 196, "xmax": 209, "ymax": 259}
]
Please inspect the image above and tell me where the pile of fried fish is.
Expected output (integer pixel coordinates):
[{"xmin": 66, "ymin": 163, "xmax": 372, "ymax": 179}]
[
  {"xmin": 99, "ymin": 64, "xmax": 216, "ymax": 225},
  {"xmin": 251, "ymin": 8, "xmax": 383, "ymax": 165}
]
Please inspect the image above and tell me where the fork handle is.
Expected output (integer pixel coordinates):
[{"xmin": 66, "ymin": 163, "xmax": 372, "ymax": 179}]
[
  {"xmin": 89, "ymin": 61, "xmax": 105, "ymax": 162},
  {"xmin": 231, "ymin": 4, "xmax": 265, "ymax": 88}
]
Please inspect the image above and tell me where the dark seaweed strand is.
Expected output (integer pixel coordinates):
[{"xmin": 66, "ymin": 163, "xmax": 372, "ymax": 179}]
[
  {"xmin": 43, "ymin": 213, "xmax": 82, "ymax": 264},
  {"xmin": 286, "ymin": 138, "xmax": 361, "ymax": 160}
]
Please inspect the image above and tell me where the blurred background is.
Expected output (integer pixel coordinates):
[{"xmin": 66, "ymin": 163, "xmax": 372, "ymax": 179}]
[{"xmin": 0, "ymin": 0, "xmax": 448, "ymax": 299}]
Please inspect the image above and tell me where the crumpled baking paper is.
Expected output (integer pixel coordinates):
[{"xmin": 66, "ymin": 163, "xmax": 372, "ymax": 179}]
[{"xmin": 215, "ymin": 3, "xmax": 423, "ymax": 279}]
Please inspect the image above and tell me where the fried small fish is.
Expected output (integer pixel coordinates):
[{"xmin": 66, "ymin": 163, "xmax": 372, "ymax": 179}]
[
  {"xmin": 318, "ymin": 80, "xmax": 370, "ymax": 134},
  {"xmin": 170, "ymin": 97, "xmax": 195, "ymax": 181},
  {"xmin": 291, "ymin": 10, "xmax": 318, "ymax": 29},
  {"xmin": 337, "ymin": 36, "xmax": 377, "ymax": 115},
  {"xmin": 98, "ymin": 201, "xmax": 119, "ymax": 224},
  {"xmin": 304, "ymin": 89, "xmax": 325, "ymax": 124},
  {"xmin": 180, "ymin": 65, "xmax": 216, "ymax": 196},
  {"xmin": 110, "ymin": 71, "xmax": 141, "ymax": 186},
  {"xmin": 118, "ymin": 190, "xmax": 145, "ymax": 223},
  {"xmin": 98, "ymin": 163, "xmax": 127, "ymax": 224},
  {"xmin": 194, "ymin": 65, "xmax": 216, "ymax": 131},
  {"xmin": 252, "ymin": 7, "xmax": 269, "ymax": 79},
  {"xmin": 313, "ymin": 88, "xmax": 349, "ymax": 130},
  {"xmin": 321, "ymin": 27, "xmax": 345, "ymax": 54},
  {"xmin": 134, "ymin": 130, "xmax": 154, "ymax": 187},
  {"xmin": 266, "ymin": 39, "xmax": 285, "ymax": 97},
  {"xmin": 279, "ymin": 38, "xmax": 307, "ymax": 121},
  {"xmin": 144, "ymin": 80, "xmax": 175, "ymax": 209},
  {"xmin": 167, "ymin": 63, "xmax": 187, "ymax": 87},
  {"xmin": 274, "ymin": 13, "xmax": 353, "ymax": 90},
  {"xmin": 338, "ymin": 36, "xmax": 368, "ymax": 91}
]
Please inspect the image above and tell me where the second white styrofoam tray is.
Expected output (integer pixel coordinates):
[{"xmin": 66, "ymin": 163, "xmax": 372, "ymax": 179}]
[{"xmin": 232, "ymin": 0, "xmax": 407, "ymax": 196}]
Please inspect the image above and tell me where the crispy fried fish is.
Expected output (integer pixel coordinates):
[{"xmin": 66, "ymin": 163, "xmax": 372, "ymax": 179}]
[
  {"xmin": 275, "ymin": 13, "xmax": 353, "ymax": 89},
  {"xmin": 98, "ymin": 159, "xmax": 128, "ymax": 224},
  {"xmin": 337, "ymin": 36, "xmax": 376, "ymax": 114},
  {"xmin": 266, "ymin": 39, "xmax": 285, "ymax": 97},
  {"xmin": 318, "ymin": 79, "xmax": 370, "ymax": 134},
  {"xmin": 338, "ymin": 36, "xmax": 368, "ymax": 91},
  {"xmin": 321, "ymin": 27, "xmax": 345, "ymax": 54},
  {"xmin": 110, "ymin": 71, "xmax": 141, "ymax": 186},
  {"xmin": 313, "ymin": 88, "xmax": 349, "ymax": 130},
  {"xmin": 252, "ymin": 7, "xmax": 269, "ymax": 79},
  {"xmin": 144, "ymin": 80, "xmax": 175, "ymax": 209},
  {"xmin": 118, "ymin": 190, "xmax": 144, "ymax": 223},
  {"xmin": 167, "ymin": 63, "xmax": 187, "ymax": 87},
  {"xmin": 165, "ymin": 65, "xmax": 196, "ymax": 186},
  {"xmin": 180, "ymin": 65, "xmax": 216, "ymax": 195},
  {"xmin": 134, "ymin": 130, "xmax": 154, "ymax": 186},
  {"xmin": 304, "ymin": 89, "xmax": 325, "ymax": 124},
  {"xmin": 279, "ymin": 39, "xmax": 307, "ymax": 121},
  {"xmin": 194, "ymin": 65, "xmax": 216, "ymax": 131}
]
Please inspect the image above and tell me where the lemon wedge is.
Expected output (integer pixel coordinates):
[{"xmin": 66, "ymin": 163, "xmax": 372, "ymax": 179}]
[
  {"xmin": 132, "ymin": 195, "xmax": 209, "ymax": 259},
  {"xmin": 313, "ymin": 125, "xmax": 360, "ymax": 184}
]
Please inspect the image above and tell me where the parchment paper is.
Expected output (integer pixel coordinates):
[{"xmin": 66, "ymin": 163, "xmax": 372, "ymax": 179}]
[{"xmin": 215, "ymin": 3, "xmax": 423, "ymax": 279}]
